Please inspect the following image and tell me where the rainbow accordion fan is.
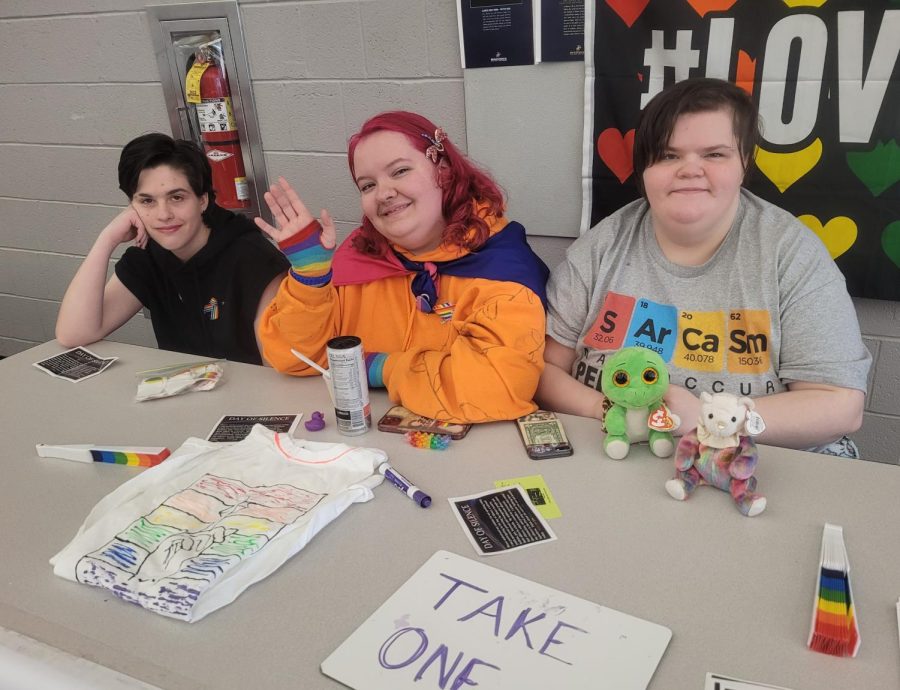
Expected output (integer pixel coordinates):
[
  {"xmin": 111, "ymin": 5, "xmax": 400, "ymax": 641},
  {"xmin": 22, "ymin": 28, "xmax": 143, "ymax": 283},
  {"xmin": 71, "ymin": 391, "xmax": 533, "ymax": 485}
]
[{"xmin": 807, "ymin": 523, "xmax": 860, "ymax": 657}]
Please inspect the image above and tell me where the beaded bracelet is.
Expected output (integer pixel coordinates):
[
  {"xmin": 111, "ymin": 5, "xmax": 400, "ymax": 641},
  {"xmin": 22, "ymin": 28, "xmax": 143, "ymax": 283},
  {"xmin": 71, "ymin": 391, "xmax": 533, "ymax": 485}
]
[{"xmin": 405, "ymin": 431, "xmax": 451, "ymax": 450}]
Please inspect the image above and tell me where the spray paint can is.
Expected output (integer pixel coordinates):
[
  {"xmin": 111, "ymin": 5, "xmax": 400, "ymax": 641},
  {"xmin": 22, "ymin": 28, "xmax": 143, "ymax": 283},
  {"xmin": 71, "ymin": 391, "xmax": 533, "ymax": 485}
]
[{"xmin": 325, "ymin": 336, "xmax": 371, "ymax": 436}]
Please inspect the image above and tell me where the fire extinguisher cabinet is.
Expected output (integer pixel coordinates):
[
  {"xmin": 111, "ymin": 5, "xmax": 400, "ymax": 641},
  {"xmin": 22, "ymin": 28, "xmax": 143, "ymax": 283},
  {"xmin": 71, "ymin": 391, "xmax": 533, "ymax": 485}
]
[{"xmin": 146, "ymin": 2, "xmax": 268, "ymax": 220}]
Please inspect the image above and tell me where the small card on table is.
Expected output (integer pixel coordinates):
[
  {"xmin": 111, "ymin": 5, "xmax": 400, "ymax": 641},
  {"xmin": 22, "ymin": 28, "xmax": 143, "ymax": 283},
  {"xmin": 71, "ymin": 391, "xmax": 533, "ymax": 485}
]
[
  {"xmin": 449, "ymin": 485, "xmax": 556, "ymax": 556},
  {"xmin": 494, "ymin": 474, "xmax": 561, "ymax": 520},
  {"xmin": 705, "ymin": 673, "xmax": 794, "ymax": 690},
  {"xmin": 206, "ymin": 414, "xmax": 302, "ymax": 443},
  {"xmin": 34, "ymin": 347, "xmax": 117, "ymax": 382}
]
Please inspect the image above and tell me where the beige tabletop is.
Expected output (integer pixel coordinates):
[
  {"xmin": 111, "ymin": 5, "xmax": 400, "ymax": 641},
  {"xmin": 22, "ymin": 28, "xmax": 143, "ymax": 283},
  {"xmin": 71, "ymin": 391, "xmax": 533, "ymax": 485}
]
[{"xmin": 1, "ymin": 340, "xmax": 898, "ymax": 689}]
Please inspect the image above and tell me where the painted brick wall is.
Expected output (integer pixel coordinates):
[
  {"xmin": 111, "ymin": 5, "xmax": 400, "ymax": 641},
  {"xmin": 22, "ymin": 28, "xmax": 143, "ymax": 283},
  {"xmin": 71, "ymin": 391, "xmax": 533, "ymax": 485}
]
[{"xmin": 0, "ymin": 0, "xmax": 896, "ymax": 463}]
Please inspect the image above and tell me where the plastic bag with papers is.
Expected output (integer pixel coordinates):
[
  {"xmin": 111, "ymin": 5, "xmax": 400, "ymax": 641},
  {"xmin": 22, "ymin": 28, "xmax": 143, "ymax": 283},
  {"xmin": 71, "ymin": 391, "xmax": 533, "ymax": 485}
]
[{"xmin": 135, "ymin": 360, "xmax": 224, "ymax": 401}]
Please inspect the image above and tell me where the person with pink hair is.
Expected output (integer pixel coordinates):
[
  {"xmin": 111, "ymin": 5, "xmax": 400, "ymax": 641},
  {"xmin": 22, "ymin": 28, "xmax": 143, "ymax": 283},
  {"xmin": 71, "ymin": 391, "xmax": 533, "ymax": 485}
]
[{"xmin": 256, "ymin": 111, "xmax": 549, "ymax": 423}]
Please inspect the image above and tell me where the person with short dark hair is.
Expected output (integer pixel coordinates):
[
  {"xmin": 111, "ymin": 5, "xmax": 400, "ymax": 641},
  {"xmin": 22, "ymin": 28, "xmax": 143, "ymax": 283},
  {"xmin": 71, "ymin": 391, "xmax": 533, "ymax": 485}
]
[
  {"xmin": 632, "ymin": 77, "xmax": 760, "ymax": 192},
  {"xmin": 255, "ymin": 110, "xmax": 549, "ymax": 423},
  {"xmin": 56, "ymin": 133, "xmax": 288, "ymax": 364},
  {"xmin": 537, "ymin": 78, "xmax": 870, "ymax": 456}
]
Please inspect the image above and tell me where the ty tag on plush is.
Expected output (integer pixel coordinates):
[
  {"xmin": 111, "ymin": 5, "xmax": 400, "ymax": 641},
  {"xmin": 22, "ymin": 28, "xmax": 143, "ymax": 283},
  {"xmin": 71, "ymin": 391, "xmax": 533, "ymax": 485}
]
[
  {"xmin": 745, "ymin": 410, "xmax": 766, "ymax": 436},
  {"xmin": 648, "ymin": 403, "xmax": 678, "ymax": 432}
]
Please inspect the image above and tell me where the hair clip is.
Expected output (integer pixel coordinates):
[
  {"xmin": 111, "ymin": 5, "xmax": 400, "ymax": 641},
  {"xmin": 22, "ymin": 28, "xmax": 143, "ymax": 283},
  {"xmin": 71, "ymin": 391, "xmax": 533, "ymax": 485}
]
[{"xmin": 421, "ymin": 128, "xmax": 447, "ymax": 163}]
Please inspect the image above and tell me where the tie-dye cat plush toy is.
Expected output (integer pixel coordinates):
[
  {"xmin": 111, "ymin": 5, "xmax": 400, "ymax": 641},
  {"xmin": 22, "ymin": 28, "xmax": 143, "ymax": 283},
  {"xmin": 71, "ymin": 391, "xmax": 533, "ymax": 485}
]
[{"xmin": 600, "ymin": 347, "xmax": 679, "ymax": 460}]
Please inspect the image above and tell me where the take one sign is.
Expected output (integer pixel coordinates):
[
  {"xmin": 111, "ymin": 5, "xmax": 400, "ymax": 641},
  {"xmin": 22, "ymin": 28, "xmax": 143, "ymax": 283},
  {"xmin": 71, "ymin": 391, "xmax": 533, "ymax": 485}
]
[{"xmin": 321, "ymin": 550, "xmax": 672, "ymax": 690}]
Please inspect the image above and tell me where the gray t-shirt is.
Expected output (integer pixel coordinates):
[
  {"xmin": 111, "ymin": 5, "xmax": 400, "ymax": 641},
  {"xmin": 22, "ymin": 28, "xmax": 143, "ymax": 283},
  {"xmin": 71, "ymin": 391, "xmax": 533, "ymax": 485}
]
[{"xmin": 547, "ymin": 190, "xmax": 870, "ymax": 399}]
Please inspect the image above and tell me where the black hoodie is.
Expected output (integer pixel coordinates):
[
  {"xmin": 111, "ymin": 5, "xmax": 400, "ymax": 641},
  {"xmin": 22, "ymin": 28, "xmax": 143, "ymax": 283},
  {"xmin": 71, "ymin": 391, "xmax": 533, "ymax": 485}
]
[{"xmin": 115, "ymin": 203, "xmax": 289, "ymax": 364}]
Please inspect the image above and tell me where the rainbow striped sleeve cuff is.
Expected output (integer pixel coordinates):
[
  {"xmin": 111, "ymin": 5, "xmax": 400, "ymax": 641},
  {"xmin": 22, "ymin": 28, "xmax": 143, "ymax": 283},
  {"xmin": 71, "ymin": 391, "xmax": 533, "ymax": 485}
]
[
  {"xmin": 365, "ymin": 352, "xmax": 388, "ymax": 388},
  {"xmin": 278, "ymin": 219, "xmax": 334, "ymax": 287}
]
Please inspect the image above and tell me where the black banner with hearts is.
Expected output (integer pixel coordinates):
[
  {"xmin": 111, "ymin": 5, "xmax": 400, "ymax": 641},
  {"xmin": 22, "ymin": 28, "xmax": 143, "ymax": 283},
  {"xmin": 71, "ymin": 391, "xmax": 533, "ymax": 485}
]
[{"xmin": 584, "ymin": 0, "xmax": 900, "ymax": 300}]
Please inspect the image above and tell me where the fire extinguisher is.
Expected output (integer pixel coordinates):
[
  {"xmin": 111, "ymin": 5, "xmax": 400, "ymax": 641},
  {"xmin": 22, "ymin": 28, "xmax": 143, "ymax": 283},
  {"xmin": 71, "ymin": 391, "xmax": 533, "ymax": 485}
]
[{"xmin": 185, "ymin": 50, "xmax": 250, "ymax": 209}]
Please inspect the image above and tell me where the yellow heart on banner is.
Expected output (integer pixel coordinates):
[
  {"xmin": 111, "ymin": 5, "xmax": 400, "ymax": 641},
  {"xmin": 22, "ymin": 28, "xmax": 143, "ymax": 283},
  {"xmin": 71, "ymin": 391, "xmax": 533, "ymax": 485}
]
[
  {"xmin": 798, "ymin": 215, "xmax": 858, "ymax": 259},
  {"xmin": 755, "ymin": 138, "xmax": 823, "ymax": 193},
  {"xmin": 783, "ymin": 0, "xmax": 826, "ymax": 7}
]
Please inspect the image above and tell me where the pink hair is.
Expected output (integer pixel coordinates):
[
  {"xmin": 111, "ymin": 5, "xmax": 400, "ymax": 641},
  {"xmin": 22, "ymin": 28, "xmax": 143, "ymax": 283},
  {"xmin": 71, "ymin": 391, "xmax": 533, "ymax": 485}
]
[{"xmin": 347, "ymin": 111, "xmax": 505, "ymax": 255}]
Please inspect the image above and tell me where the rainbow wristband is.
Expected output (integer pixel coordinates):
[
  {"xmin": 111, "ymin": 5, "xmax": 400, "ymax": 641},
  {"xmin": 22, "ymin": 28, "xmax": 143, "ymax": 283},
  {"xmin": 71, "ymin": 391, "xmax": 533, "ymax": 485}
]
[
  {"xmin": 365, "ymin": 352, "xmax": 388, "ymax": 388},
  {"xmin": 278, "ymin": 219, "xmax": 334, "ymax": 287}
]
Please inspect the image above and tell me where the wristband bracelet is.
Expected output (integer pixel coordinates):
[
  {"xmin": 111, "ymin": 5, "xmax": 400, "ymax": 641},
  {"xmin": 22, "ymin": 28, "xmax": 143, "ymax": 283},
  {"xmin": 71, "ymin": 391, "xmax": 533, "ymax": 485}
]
[
  {"xmin": 365, "ymin": 352, "xmax": 388, "ymax": 388},
  {"xmin": 290, "ymin": 268, "xmax": 333, "ymax": 287},
  {"xmin": 278, "ymin": 218, "xmax": 321, "ymax": 252},
  {"xmin": 279, "ymin": 219, "xmax": 333, "ymax": 282}
]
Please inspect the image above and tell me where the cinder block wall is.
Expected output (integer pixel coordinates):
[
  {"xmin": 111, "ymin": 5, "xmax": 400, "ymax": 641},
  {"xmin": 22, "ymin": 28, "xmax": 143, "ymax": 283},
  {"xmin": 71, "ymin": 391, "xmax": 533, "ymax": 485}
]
[{"xmin": 0, "ymin": 1, "xmax": 897, "ymax": 463}]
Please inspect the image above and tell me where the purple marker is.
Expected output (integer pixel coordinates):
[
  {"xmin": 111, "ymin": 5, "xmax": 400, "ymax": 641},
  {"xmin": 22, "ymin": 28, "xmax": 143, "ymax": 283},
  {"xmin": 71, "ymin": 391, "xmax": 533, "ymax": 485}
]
[{"xmin": 377, "ymin": 461, "xmax": 431, "ymax": 508}]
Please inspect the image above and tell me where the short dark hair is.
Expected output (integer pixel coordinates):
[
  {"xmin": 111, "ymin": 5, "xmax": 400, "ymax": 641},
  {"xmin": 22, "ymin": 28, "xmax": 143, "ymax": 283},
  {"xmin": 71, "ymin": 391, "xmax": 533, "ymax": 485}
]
[
  {"xmin": 117, "ymin": 133, "xmax": 215, "ymax": 204},
  {"xmin": 633, "ymin": 78, "xmax": 759, "ymax": 196}
]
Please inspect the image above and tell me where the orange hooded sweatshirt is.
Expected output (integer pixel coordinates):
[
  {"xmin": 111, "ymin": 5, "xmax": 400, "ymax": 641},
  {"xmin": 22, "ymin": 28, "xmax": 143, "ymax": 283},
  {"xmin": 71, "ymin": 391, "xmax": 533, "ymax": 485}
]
[{"xmin": 258, "ymin": 216, "xmax": 546, "ymax": 423}]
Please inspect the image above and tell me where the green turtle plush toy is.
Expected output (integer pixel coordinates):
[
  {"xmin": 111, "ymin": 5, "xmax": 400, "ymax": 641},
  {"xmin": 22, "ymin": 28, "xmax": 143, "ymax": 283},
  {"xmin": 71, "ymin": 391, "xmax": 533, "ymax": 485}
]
[{"xmin": 600, "ymin": 347, "xmax": 680, "ymax": 460}]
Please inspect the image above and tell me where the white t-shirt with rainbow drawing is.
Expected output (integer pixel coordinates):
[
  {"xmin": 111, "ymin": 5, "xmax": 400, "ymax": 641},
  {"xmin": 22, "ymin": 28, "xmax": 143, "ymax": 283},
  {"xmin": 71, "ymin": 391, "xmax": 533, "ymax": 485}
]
[{"xmin": 51, "ymin": 425, "xmax": 385, "ymax": 622}]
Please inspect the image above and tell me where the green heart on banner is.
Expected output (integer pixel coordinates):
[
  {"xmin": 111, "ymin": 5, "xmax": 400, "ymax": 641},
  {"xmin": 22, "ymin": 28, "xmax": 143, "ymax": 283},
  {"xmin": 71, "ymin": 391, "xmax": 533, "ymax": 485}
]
[
  {"xmin": 846, "ymin": 140, "xmax": 900, "ymax": 197},
  {"xmin": 882, "ymin": 221, "xmax": 900, "ymax": 269}
]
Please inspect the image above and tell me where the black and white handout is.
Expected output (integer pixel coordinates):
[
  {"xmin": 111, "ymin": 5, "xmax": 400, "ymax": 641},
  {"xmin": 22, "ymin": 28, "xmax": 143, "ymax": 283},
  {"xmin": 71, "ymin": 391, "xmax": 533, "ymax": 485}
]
[
  {"xmin": 33, "ymin": 347, "xmax": 117, "ymax": 382},
  {"xmin": 449, "ymin": 485, "xmax": 556, "ymax": 555},
  {"xmin": 207, "ymin": 414, "xmax": 303, "ymax": 443}
]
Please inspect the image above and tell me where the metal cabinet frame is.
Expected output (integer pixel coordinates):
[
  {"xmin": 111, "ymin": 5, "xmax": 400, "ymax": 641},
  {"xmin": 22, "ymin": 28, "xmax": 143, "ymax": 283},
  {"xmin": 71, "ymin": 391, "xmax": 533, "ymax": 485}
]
[{"xmin": 146, "ymin": 1, "xmax": 268, "ymax": 220}]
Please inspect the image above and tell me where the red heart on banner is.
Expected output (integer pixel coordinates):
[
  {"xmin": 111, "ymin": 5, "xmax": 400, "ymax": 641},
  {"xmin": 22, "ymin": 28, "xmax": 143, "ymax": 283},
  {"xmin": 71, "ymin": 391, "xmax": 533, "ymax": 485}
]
[
  {"xmin": 605, "ymin": 0, "xmax": 650, "ymax": 28},
  {"xmin": 735, "ymin": 49, "xmax": 756, "ymax": 96},
  {"xmin": 597, "ymin": 128, "xmax": 636, "ymax": 184},
  {"xmin": 685, "ymin": 0, "xmax": 737, "ymax": 16}
]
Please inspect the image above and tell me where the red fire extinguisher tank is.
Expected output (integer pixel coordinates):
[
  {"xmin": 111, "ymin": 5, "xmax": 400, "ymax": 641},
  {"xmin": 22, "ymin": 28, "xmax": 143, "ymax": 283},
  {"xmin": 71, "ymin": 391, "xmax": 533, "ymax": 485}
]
[{"xmin": 195, "ymin": 60, "xmax": 250, "ymax": 209}]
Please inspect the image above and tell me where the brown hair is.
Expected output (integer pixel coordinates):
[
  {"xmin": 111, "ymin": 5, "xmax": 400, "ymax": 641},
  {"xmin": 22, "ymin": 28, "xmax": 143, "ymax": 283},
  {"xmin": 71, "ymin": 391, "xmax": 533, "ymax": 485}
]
[{"xmin": 633, "ymin": 78, "xmax": 759, "ymax": 196}]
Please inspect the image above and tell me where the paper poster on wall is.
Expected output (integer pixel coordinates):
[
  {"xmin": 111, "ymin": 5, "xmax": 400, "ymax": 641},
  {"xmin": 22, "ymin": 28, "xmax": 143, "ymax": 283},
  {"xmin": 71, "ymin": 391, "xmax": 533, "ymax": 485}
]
[
  {"xmin": 539, "ymin": 0, "xmax": 584, "ymax": 62},
  {"xmin": 581, "ymin": 2, "xmax": 900, "ymax": 300},
  {"xmin": 321, "ymin": 550, "xmax": 672, "ymax": 689},
  {"xmin": 457, "ymin": 0, "xmax": 536, "ymax": 69}
]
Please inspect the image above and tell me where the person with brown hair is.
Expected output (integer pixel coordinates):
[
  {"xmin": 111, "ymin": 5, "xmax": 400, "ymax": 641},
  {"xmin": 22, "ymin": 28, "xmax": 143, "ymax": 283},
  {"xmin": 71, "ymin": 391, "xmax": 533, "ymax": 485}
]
[{"xmin": 538, "ymin": 78, "xmax": 870, "ymax": 456}]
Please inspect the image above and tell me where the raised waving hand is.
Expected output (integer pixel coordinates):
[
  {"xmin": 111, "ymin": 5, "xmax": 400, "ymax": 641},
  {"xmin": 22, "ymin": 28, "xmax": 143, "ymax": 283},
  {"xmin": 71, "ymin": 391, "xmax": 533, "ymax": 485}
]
[{"xmin": 254, "ymin": 176, "xmax": 336, "ymax": 249}]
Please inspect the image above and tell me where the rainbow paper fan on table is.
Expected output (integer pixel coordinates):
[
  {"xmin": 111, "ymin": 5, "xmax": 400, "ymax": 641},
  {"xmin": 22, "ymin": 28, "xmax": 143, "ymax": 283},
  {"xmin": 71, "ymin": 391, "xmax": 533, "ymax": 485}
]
[{"xmin": 807, "ymin": 523, "xmax": 860, "ymax": 658}]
